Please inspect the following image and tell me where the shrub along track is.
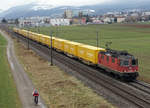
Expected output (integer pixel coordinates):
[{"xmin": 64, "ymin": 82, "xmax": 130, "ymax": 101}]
[{"xmin": 1, "ymin": 25, "xmax": 150, "ymax": 108}]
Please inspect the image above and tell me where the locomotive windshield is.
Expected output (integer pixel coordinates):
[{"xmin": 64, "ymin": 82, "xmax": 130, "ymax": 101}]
[
  {"xmin": 124, "ymin": 60, "xmax": 129, "ymax": 66},
  {"xmin": 120, "ymin": 59, "xmax": 138, "ymax": 66},
  {"xmin": 120, "ymin": 60, "xmax": 129, "ymax": 66}
]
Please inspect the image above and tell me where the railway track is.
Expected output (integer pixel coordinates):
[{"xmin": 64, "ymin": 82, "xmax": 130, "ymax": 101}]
[
  {"xmin": 129, "ymin": 80, "xmax": 150, "ymax": 95},
  {"xmin": 55, "ymin": 52, "xmax": 150, "ymax": 108},
  {"xmin": 54, "ymin": 51, "xmax": 150, "ymax": 108},
  {"xmin": 136, "ymin": 80, "xmax": 150, "ymax": 89},
  {"xmin": 1, "ymin": 25, "xmax": 150, "ymax": 108}
]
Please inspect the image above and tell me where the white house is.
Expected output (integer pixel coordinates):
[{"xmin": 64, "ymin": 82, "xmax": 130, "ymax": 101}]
[
  {"xmin": 19, "ymin": 16, "xmax": 51, "ymax": 27},
  {"xmin": 19, "ymin": 18, "xmax": 39, "ymax": 27},
  {"xmin": 103, "ymin": 17, "xmax": 111, "ymax": 24},
  {"xmin": 50, "ymin": 19, "xmax": 70, "ymax": 26},
  {"xmin": 117, "ymin": 17, "xmax": 126, "ymax": 23},
  {"xmin": 143, "ymin": 12, "xmax": 150, "ymax": 16},
  {"xmin": 103, "ymin": 17, "xmax": 114, "ymax": 24},
  {"xmin": 130, "ymin": 13, "xmax": 139, "ymax": 17}
]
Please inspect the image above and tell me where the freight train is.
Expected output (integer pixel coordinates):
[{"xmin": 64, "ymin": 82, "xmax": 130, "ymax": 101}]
[{"xmin": 13, "ymin": 28, "xmax": 139, "ymax": 81}]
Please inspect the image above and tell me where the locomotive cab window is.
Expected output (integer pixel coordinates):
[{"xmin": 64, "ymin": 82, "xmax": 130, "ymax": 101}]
[{"xmin": 132, "ymin": 59, "xmax": 138, "ymax": 66}]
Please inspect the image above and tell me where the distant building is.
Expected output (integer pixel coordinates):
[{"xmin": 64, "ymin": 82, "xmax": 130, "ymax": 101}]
[
  {"xmin": 103, "ymin": 17, "xmax": 111, "ymax": 24},
  {"xmin": 92, "ymin": 19, "xmax": 103, "ymax": 24},
  {"xmin": 7, "ymin": 19, "xmax": 16, "ymax": 24},
  {"xmin": 19, "ymin": 16, "xmax": 51, "ymax": 27},
  {"xmin": 71, "ymin": 18, "xmax": 86, "ymax": 25},
  {"xmin": 64, "ymin": 10, "xmax": 73, "ymax": 18},
  {"xmin": 117, "ymin": 17, "xmax": 126, "ymax": 23},
  {"xmin": 141, "ymin": 16, "xmax": 150, "ymax": 21},
  {"xmin": 143, "ymin": 12, "xmax": 150, "ymax": 16},
  {"xmin": 130, "ymin": 13, "xmax": 139, "ymax": 17},
  {"xmin": 50, "ymin": 19, "xmax": 70, "ymax": 26},
  {"xmin": 19, "ymin": 18, "xmax": 39, "ymax": 27},
  {"xmin": 103, "ymin": 17, "xmax": 115, "ymax": 24}
]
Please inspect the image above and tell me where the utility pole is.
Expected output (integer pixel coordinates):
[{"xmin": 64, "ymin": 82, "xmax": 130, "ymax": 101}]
[
  {"xmin": 7, "ymin": 25, "xmax": 9, "ymax": 35},
  {"xmin": 17, "ymin": 25, "xmax": 19, "ymax": 42},
  {"xmin": 28, "ymin": 26, "xmax": 30, "ymax": 50},
  {"xmin": 56, "ymin": 26, "xmax": 59, "ymax": 37},
  {"xmin": 38, "ymin": 26, "xmax": 40, "ymax": 34},
  {"xmin": 96, "ymin": 31, "xmax": 99, "ymax": 48},
  {"xmin": 50, "ymin": 30, "xmax": 53, "ymax": 66}
]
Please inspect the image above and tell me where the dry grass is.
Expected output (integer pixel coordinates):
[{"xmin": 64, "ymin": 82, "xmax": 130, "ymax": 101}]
[
  {"xmin": 14, "ymin": 39, "xmax": 116, "ymax": 108},
  {"xmin": 137, "ymin": 77, "xmax": 150, "ymax": 83}
]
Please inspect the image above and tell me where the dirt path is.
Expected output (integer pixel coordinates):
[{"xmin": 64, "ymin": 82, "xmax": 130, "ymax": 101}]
[{"xmin": 0, "ymin": 30, "xmax": 47, "ymax": 108}]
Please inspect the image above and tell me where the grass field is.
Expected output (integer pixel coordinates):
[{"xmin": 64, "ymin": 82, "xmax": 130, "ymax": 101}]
[
  {"xmin": 0, "ymin": 34, "xmax": 21, "ymax": 108},
  {"xmin": 27, "ymin": 24, "xmax": 150, "ymax": 82}
]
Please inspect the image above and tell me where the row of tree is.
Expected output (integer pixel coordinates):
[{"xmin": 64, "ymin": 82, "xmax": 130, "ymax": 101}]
[{"xmin": 0, "ymin": 18, "xmax": 19, "ymax": 24}]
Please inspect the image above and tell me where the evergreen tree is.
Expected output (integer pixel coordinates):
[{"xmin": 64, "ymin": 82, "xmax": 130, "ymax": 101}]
[{"xmin": 1, "ymin": 18, "xmax": 7, "ymax": 23}]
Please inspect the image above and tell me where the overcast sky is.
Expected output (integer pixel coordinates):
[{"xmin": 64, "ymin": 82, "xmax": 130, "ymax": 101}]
[
  {"xmin": 0, "ymin": 0, "xmax": 147, "ymax": 11},
  {"xmin": 0, "ymin": 0, "xmax": 113, "ymax": 11}
]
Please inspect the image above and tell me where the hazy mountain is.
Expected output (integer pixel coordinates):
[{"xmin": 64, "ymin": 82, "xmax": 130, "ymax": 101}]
[
  {"xmin": 0, "ymin": 9, "xmax": 3, "ymax": 13},
  {"xmin": 0, "ymin": 3, "xmax": 82, "ymax": 18},
  {"xmin": 1, "ymin": 0, "xmax": 150, "ymax": 19},
  {"xmin": 82, "ymin": 0, "xmax": 150, "ymax": 14}
]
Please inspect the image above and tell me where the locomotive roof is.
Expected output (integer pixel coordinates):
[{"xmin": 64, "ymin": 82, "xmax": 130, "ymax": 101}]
[{"xmin": 100, "ymin": 49, "xmax": 135, "ymax": 59}]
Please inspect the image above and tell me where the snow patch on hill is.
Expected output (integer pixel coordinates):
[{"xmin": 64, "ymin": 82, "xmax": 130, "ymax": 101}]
[{"xmin": 31, "ymin": 3, "xmax": 55, "ymax": 11}]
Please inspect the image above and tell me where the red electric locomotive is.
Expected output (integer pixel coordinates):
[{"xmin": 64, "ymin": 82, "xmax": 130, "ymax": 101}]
[{"xmin": 98, "ymin": 49, "xmax": 139, "ymax": 80}]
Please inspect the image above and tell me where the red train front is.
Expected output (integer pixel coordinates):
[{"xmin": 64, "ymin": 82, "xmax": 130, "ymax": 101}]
[{"xmin": 98, "ymin": 49, "xmax": 139, "ymax": 80}]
